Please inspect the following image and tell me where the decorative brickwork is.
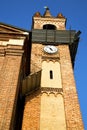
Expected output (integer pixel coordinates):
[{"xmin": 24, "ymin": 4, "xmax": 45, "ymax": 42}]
[
  {"xmin": 33, "ymin": 18, "xmax": 66, "ymax": 30},
  {"xmin": 41, "ymin": 87, "xmax": 63, "ymax": 96}
]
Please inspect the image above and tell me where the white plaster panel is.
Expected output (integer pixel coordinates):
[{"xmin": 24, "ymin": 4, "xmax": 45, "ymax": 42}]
[
  {"xmin": 41, "ymin": 61, "xmax": 62, "ymax": 88},
  {"xmin": 40, "ymin": 93, "xmax": 66, "ymax": 130}
]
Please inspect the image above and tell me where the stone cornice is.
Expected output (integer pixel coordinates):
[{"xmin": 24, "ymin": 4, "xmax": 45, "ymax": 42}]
[
  {"xmin": 0, "ymin": 45, "xmax": 24, "ymax": 56},
  {"xmin": 42, "ymin": 56, "xmax": 60, "ymax": 62},
  {"xmin": 5, "ymin": 48, "xmax": 24, "ymax": 56},
  {"xmin": 41, "ymin": 87, "xmax": 63, "ymax": 96},
  {"xmin": 0, "ymin": 22, "xmax": 29, "ymax": 34}
]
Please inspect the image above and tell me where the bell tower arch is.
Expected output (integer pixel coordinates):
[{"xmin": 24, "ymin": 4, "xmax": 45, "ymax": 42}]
[{"xmin": 43, "ymin": 24, "xmax": 56, "ymax": 30}]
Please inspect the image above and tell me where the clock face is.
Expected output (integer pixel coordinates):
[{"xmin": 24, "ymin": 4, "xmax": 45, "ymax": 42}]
[{"xmin": 44, "ymin": 45, "xmax": 58, "ymax": 54}]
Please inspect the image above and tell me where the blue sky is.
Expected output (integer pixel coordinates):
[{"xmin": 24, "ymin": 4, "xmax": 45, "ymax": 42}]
[{"xmin": 0, "ymin": 0, "xmax": 87, "ymax": 129}]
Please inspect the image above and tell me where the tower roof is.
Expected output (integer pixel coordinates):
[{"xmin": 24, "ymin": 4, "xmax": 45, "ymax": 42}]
[{"xmin": 43, "ymin": 7, "xmax": 52, "ymax": 17}]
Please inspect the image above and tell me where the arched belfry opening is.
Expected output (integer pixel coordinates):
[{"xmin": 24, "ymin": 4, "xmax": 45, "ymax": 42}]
[{"xmin": 43, "ymin": 24, "xmax": 56, "ymax": 30}]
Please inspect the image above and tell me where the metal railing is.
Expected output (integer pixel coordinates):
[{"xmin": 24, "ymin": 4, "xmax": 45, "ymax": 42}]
[{"xmin": 32, "ymin": 29, "xmax": 76, "ymax": 44}]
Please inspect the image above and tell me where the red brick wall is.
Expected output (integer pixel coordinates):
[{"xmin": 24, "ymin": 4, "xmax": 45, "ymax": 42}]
[
  {"xmin": 0, "ymin": 57, "xmax": 4, "ymax": 71},
  {"xmin": 59, "ymin": 45, "xmax": 84, "ymax": 130},
  {"xmin": 0, "ymin": 54, "xmax": 23, "ymax": 130},
  {"xmin": 22, "ymin": 90, "xmax": 41, "ymax": 130}
]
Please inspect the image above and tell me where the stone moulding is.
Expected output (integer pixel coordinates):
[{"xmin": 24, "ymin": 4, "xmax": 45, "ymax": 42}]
[{"xmin": 41, "ymin": 87, "xmax": 63, "ymax": 96}]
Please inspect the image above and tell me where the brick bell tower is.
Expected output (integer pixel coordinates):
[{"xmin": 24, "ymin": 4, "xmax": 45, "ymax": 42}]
[{"xmin": 22, "ymin": 8, "xmax": 84, "ymax": 130}]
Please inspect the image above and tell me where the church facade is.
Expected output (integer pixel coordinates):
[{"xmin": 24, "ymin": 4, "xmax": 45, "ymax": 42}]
[{"xmin": 0, "ymin": 8, "xmax": 84, "ymax": 130}]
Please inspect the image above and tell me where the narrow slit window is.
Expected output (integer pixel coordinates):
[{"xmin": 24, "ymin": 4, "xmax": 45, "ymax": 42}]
[{"xmin": 50, "ymin": 70, "xmax": 53, "ymax": 79}]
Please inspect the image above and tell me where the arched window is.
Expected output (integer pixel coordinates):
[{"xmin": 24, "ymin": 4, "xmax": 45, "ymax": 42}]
[{"xmin": 43, "ymin": 24, "xmax": 56, "ymax": 30}]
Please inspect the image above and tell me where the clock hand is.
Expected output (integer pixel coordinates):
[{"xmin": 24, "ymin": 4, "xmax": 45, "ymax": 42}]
[{"xmin": 49, "ymin": 47, "xmax": 53, "ymax": 51}]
